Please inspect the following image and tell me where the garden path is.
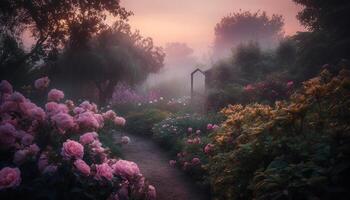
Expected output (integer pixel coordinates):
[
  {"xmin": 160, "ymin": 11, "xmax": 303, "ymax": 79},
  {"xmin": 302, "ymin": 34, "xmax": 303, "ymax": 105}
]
[{"xmin": 118, "ymin": 133, "xmax": 211, "ymax": 200}]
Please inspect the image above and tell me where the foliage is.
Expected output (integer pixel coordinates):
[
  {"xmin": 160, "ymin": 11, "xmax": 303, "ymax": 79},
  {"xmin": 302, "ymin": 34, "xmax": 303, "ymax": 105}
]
[
  {"xmin": 0, "ymin": 0, "xmax": 130, "ymax": 65},
  {"xmin": 0, "ymin": 78, "xmax": 155, "ymax": 200},
  {"xmin": 152, "ymin": 113, "xmax": 223, "ymax": 154},
  {"xmin": 207, "ymin": 68, "xmax": 350, "ymax": 200},
  {"xmin": 49, "ymin": 21, "xmax": 164, "ymax": 104},
  {"xmin": 213, "ymin": 10, "xmax": 284, "ymax": 58},
  {"xmin": 126, "ymin": 109, "xmax": 170, "ymax": 136},
  {"xmin": 291, "ymin": 0, "xmax": 350, "ymax": 79}
]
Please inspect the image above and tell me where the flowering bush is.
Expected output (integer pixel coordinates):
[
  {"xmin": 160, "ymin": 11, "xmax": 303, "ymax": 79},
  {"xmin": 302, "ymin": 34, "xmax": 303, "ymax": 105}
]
[
  {"xmin": 207, "ymin": 68, "xmax": 350, "ymax": 200},
  {"xmin": 0, "ymin": 79, "xmax": 155, "ymax": 200}
]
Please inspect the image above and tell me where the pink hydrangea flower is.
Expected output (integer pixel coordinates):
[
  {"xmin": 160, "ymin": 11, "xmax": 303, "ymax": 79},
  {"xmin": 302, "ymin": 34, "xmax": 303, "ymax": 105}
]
[
  {"xmin": 34, "ymin": 76, "xmax": 50, "ymax": 90},
  {"xmin": 61, "ymin": 139, "xmax": 84, "ymax": 160},
  {"xmin": 38, "ymin": 153, "xmax": 49, "ymax": 171},
  {"xmin": 0, "ymin": 167, "xmax": 21, "ymax": 190},
  {"xmin": 21, "ymin": 133, "xmax": 34, "ymax": 146},
  {"xmin": 51, "ymin": 113, "xmax": 75, "ymax": 133},
  {"xmin": 42, "ymin": 165, "xmax": 58, "ymax": 174},
  {"xmin": 114, "ymin": 117, "xmax": 126, "ymax": 126},
  {"xmin": 147, "ymin": 185, "xmax": 156, "ymax": 200},
  {"xmin": 11, "ymin": 92, "xmax": 25, "ymax": 103},
  {"xmin": 0, "ymin": 123, "xmax": 16, "ymax": 149},
  {"xmin": 13, "ymin": 149, "xmax": 29, "ymax": 165},
  {"xmin": 192, "ymin": 157, "xmax": 201, "ymax": 165},
  {"xmin": 102, "ymin": 110, "xmax": 117, "ymax": 120},
  {"xmin": 73, "ymin": 106, "xmax": 85, "ymax": 114},
  {"xmin": 79, "ymin": 132, "xmax": 98, "ymax": 145},
  {"xmin": 74, "ymin": 159, "xmax": 91, "ymax": 176},
  {"xmin": 112, "ymin": 160, "xmax": 140, "ymax": 179},
  {"xmin": 95, "ymin": 163, "xmax": 113, "ymax": 181},
  {"xmin": 187, "ymin": 127, "xmax": 193, "ymax": 133},
  {"xmin": 27, "ymin": 144, "xmax": 40, "ymax": 156},
  {"xmin": 28, "ymin": 107, "xmax": 46, "ymax": 121},
  {"xmin": 79, "ymin": 101, "xmax": 93, "ymax": 111},
  {"xmin": 207, "ymin": 123, "xmax": 213, "ymax": 130},
  {"xmin": 45, "ymin": 102, "xmax": 69, "ymax": 116},
  {"xmin": 244, "ymin": 84, "xmax": 255, "ymax": 92},
  {"xmin": 0, "ymin": 80, "xmax": 13, "ymax": 94},
  {"xmin": 169, "ymin": 160, "xmax": 176, "ymax": 167},
  {"xmin": 76, "ymin": 111, "xmax": 100, "ymax": 130},
  {"xmin": 204, "ymin": 143, "xmax": 214, "ymax": 154},
  {"xmin": 48, "ymin": 89, "xmax": 64, "ymax": 102}
]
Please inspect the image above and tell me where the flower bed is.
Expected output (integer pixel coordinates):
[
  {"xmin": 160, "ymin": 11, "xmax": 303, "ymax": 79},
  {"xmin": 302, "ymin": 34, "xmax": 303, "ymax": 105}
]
[{"xmin": 0, "ymin": 79, "xmax": 156, "ymax": 200}]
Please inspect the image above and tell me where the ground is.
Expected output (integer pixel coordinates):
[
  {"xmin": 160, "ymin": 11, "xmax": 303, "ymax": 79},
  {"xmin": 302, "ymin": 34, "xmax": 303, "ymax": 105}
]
[{"xmin": 118, "ymin": 133, "xmax": 210, "ymax": 200}]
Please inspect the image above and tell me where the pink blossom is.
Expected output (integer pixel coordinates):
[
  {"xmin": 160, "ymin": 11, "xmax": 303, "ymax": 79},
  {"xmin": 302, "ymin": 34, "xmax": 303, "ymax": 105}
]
[
  {"xmin": 102, "ymin": 110, "xmax": 116, "ymax": 120},
  {"xmin": 51, "ymin": 113, "xmax": 75, "ymax": 133},
  {"xmin": 34, "ymin": 76, "xmax": 50, "ymax": 90},
  {"xmin": 193, "ymin": 137, "xmax": 201, "ymax": 144},
  {"xmin": 0, "ymin": 123, "xmax": 16, "ymax": 149},
  {"xmin": 95, "ymin": 163, "xmax": 113, "ymax": 181},
  {"xmin": 121, "ymin": 136, "xmax": 130, "ymax": 144},
  {"xmin": 21, "ymin": 133, "xmax": 34, "ymax": 146},
  {"xmin": 38, "ymin": 153, "xmax": 49, "ymax": 171},
  {"xmin": 45, "ymin": 102, "xmax": 68, "ymax": 116},
  {"xmin": 73, "ymin": 106, "xmax": 85, "ymax": 114},
  {"xmin": 61, "ymin": 139, "xmax": 84, "ymax": 160},
  {"xmin": 114, "ymin": 117, "xmax": 126, "ymax": 126},
  {"xmin": 287, "ymin": 81, "xmax": 294, "ymax": 88},
  {"xmin": 0, "ymin": 167, "xmax": 21, "ymax": 190},
  {"xmin": 192, "ymin": 157, "xmax": 201, "ymax": 165},
  {"xmin": 0, "ymin": 80, "xmax": 13, "ymax": 94},
  {"xmin": 28, "ymin": 107, "xmax": 46, "ymax": 121},
  {"xmin": 169, "ymin": 160, "xmax": 176, "ymax": 167},
  {"xmin": 212, "ymin": 124, "xmax": 219, "ymax": 131},
  {"xmin": 195, "ymin": 130, "xmax": 201, "ymax": 134},
  {"xmin": 76, "ymin": 111, "xmax": 100, "ymax": 130},
  {"xmin": 79, "ymin": 101, "xmax": 93, "ymax": 111},
  {"xmin": 204, "ymin": 143, "xmax": 214, "ymax": 154},
  {"xmin": 79, "ymin": 132, "xmax": 98, "ymax": 145},
  {"xmin": 1, "ymin": 101, "xmax": 18, "ymax": 113},
  {"xmin": 187, "ymin": 127, "xmax": 193, "ymax": 132},
  {"xmin": 11, "ymin": 92, "xmax": 25, "ymax": 103},
  {"xmin": 147, "ymin": 185, "xmax": 156, "ymax": 200},
  {"xmin": 183, "ymin": 162, "xmax": 190, "ymax": 170},
  {"xmin": 74, "ymin": 159, "xmax": 91, "ymax": 176},
  {"xmin": 48, "ymin": 89, "xmax": 64, "ymax": 102},
  {"xmin": 13, "ymin": 149, "xmax": 29, "ymax": 165},
  {"xmin": 112, "ymin": 160, "xmax": 140, "ymax": 179},
  {"xmin": 207, "ymin": 123, "xmax": 213, "ymax": 130},
  {"xmin": 42, "ymin": 165, "xmax": 57, "ymax": 174},
  {"xmin": 244, "ymin": 84, "xmax": 255, "ymax": 92},
  {"xmin": 27, "ymin": 144, "xmax": 40, "ymax": 156},
  {"xmin": 94, "ymin": 114, "xmax": 104, "ymax": 128}
]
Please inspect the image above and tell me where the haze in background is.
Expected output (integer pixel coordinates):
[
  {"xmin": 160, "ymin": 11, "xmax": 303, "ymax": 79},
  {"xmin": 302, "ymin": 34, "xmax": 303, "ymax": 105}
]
[
  {"xmin": 122, "ymin": 0, "xmax": 304, "ymax": 56},
  {"xmin": 127, "ymin": 0, "xmax": 305, "ymax": 97}
]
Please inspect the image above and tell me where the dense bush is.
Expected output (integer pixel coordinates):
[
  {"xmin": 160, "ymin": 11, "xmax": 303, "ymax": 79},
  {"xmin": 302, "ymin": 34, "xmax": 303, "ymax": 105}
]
[
  {"xmin": 126, "ymin": 109, "xmax": 170, "ymax": 136},
  {"xmin": 207, "ymin": 68, "xmax": 350, "ymax": 200},
  {"xmin": 152, "ymin": 113, "xmax": 223, "ymax": 153},
  {"xmin": 0, "ymin": 79, "xmax": 156, "ymax": 200}
]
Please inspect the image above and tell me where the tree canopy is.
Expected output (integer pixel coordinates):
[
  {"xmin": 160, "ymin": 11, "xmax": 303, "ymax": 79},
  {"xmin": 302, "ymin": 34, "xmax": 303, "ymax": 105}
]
[{"xmin": 213, "ymin": 10, "xmax": 284, "ymax": 59}]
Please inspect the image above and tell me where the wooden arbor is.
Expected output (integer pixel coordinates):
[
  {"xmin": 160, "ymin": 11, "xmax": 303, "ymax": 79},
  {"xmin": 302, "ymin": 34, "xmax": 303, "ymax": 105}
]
[{"xmin": 190, "ymin": 68, "xmax": 206, "ymax": 101}]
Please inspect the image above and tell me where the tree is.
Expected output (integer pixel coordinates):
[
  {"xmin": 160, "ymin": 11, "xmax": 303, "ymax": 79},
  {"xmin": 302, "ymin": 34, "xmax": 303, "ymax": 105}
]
[
  {"xmin": 50, "ymin": 21, "xmax": 165, "ymax": 104},
  {"xmin": 0, "ymin": 0, "xmax": 131, "ymax": 68},
  {"xmin": 292, "ymin": 0, "xmax": 350, "ymax": 79},
  {"xmin": 213, "ymin": 10, "xmax": 284, "ymax": 59}
]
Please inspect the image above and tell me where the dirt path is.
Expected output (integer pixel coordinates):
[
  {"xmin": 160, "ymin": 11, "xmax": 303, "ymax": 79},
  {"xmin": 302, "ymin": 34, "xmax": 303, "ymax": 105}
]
[{"xmin": 119, "ymin": 133, "xmax": 211, "ymax": 200}]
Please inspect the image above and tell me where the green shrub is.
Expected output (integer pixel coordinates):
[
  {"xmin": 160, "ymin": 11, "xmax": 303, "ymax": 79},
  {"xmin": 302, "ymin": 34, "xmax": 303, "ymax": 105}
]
[
  {"xmin": 207, "ymin": 68, "xmax": 350, "ymax": 200},
  {"xmin": 125, "ymin": 108, "xmax": 170, "ymax": 135}
]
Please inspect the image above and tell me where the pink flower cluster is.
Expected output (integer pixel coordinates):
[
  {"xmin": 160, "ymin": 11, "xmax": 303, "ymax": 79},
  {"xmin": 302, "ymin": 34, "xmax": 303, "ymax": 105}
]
[
  {"xmin": 0, "ymin": 79, "xmax": 154, "ymax": 198},
  {"xmin": 34, "ymin": 76, "xmax": 50, "ymax": 90}
]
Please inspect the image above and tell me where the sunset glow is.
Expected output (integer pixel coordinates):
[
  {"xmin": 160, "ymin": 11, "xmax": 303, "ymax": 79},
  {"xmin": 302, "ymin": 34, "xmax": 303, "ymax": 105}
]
[{"xmin": 122, "ymin": 0, "xmax": 305, "ymax": 54}]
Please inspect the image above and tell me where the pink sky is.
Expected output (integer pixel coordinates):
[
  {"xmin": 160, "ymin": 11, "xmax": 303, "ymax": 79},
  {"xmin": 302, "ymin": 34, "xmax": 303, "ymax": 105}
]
[{"xmin": 121, "ymin": 0, "xmax": 305, "ymax": 55}]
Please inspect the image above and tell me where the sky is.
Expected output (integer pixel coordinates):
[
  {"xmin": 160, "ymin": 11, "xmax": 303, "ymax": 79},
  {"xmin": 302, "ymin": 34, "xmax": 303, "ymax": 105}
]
[{"xmin": 121, "ymin": 0, "xmax": 305, "ymax": 56}]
